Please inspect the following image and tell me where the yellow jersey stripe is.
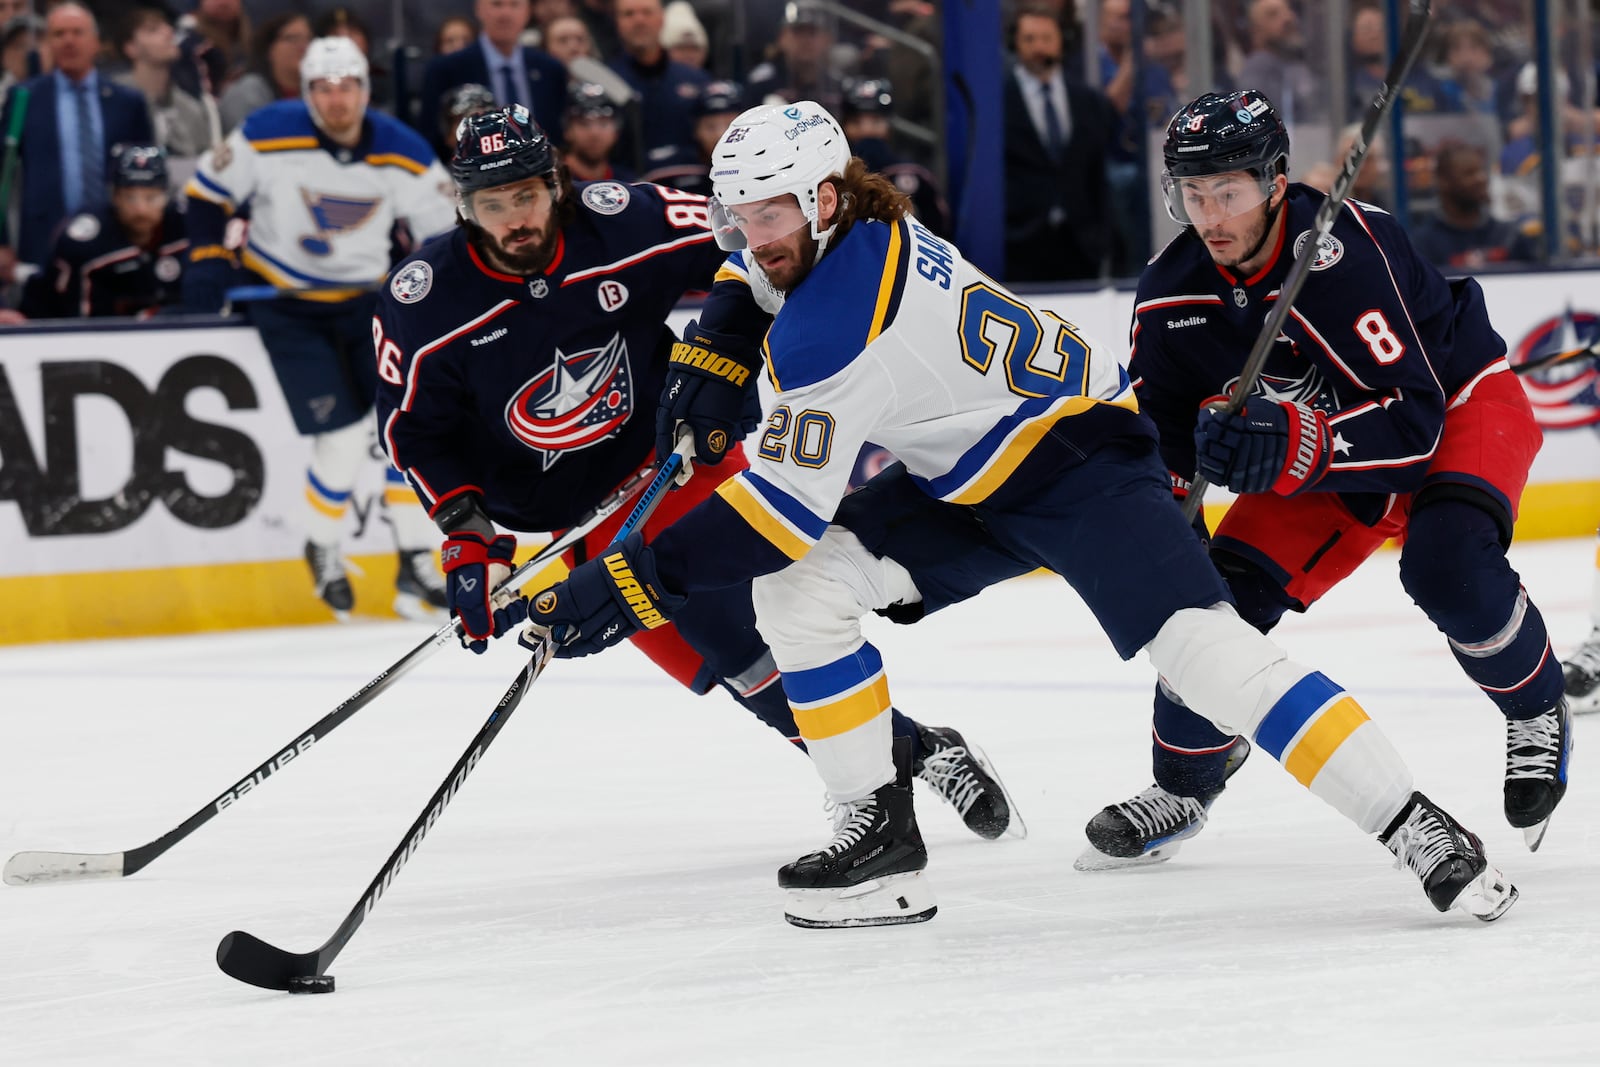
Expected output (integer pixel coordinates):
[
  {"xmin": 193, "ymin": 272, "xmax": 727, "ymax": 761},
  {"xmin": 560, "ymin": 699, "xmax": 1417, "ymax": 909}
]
[
  {"xmin": 716, "ymin": 479, "xmax": 811, "ymax": 560},
  {"xmin": 364, "ymin": 152, "xmax": 427, "ymax": 174},
  {"xmin": 762, "ymin": 334, "xmax": 782, "ymax": 393},
  {"xmin": 251, "ymin": 136, "xmax": 318, "ymax": 153},
  {"xmin": 791, "ymin": 675, "xmax": 892, "ymax": 740},
  {"xmin": 240, "ymin": 250, "xmax": 372, "ymax": 302},
  {"xmin": 184, "ymin": 179, "xmax": 233, "ymax": 207},
  {"xmin": 189, "ymin": 244, "xmax": 233, "ymax": 263},
  {"xmin": 1282, "ymin": 696, "xmax": 1371, "ymax": 786},
  {"xmin": 305, "ymin": 486, "xmax": 348, "ymax": 520},
  {"xmin": 383, "ymin": 486, "xmax": 422, "ymax": 506},
  {"xmin": 713, "ymin": 263, "xmax": 747, "ymax": 284},
  {"xmin": 865, "ymin": 219, "xmax": 905, "ymax": 345},
  {"xmin": 947, "ymin": 394, "xmax": 1139, "ymax": 505}
]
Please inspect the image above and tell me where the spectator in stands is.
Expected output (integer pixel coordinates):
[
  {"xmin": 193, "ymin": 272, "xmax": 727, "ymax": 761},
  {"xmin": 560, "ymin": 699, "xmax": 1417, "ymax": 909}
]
[
  {"xmin": 1412, "ymin": 141, "xmax": 1539, "ymax": 269},
  {"xmin": 661, "ymin": 1, "xmax": 707, "ymax": 71},
  {"xmin": 437, "ymin": 82, "xmax": 495, "ymax": 155},
  {"xmin": 1238, "ymin": 0, "xmax": 1322, "ymax": 122},
  {"xmin": 1498, "ymin": 64, "xmax": 1600, "ymax": 227},
  {"xmin": 434, "ymin": 15, "xmax": 476, "ymax": 58},
  {"xmin": 562, "ymin": 79, "xmax": 631, "ymax": 180},
  {"xmin": 417, "ymin": 0, "xmax": 566, "ymax": 160},
  {"xmin": 839, "ymin": 77, "xmax": 951, "ymax": 238},
  {"xmin": 1432, "ymin": 19, "xmax": 1500, "ymax": 117},
  {"xmin": 1, "ymin": 14, "xmax": 46, "ymax": 99},
  {"xmin": 748, "ymin": 1, "xmax": 844, "ymax": 113},
  {"xmin": 19, "ymin": 143, "xmax": 187, "ymax": 318},
  {"xmin": 175, "ymin": 0, "xmax": 249, "ymax": 102},
  {"xmin": 114, "ymin": 6, "xmax": 213, "ymax": 165},
  {"xmin": 217, "ymin": 12, "xmax": 309, "ymax": 134},
  {"xmin": 543, "ymin": 14, "xmax": 596, "ymax": 65},
  {"xmin": 879, "ymin": 0, "xmax": 938, "ymax": 132},
  {"xmin": 1142, "ymin": 0, "xmax": 1186, "ymax": 126},
  {"xmin": 1348, "ymin": 1, "xmax": 1439, "ymax": 116},
  {"xmin": 609, "ymin": 0, "xmax": 709, "ymax": 168},
  {"xmin": 532, "ymin": 0, "xmax": 577, "ymax": 34},
  {"xmin": 576, "ymin": 0, "xmax": 620, "ymax": 62},
  {"xmin": 1094, "ymin": 0, "xmax": 1157, "ymax": 270},
  {"xmin": 1302, "ymin": 122, "xmax": 1394, "ymax": 212},
  {"xmin": 1003, "ymin": 2, "xmax": 1114, "ymax": 281},
  {"xmin": 639, "ymin": 76, "xmax": 741, "ymax": 194},
  {"xmin": 0, "ymin": 1, "xmax": 155, "ymax": 279}
]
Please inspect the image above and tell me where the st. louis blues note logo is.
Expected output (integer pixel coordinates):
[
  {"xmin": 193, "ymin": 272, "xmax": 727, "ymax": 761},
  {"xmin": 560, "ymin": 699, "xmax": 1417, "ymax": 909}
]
[
  {"xmin": 504, "ymin": 334, "xmax": 634, "ymax": 467},
  {"xmin": 299, "ymin": 189, "xmax": 381, "ymax": 255}
]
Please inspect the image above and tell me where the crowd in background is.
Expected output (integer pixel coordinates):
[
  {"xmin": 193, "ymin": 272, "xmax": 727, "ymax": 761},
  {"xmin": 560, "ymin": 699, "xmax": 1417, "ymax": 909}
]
[{"xmin": 0, "ymin": 0, "xmax": 1593, "ymax": 324}]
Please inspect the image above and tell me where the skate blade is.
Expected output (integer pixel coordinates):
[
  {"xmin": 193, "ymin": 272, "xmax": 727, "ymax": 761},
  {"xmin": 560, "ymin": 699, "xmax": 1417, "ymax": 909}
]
[
  {"xmin": 1073, "ymin": 839, "xmax": 1184, "ymax": 872},
  {"xmin": 1451, "ymin": 865, "xmax": 1519, "ymax": 923},
  {"xmin": 1565, "ymin": 688, "xmax": 1600, "ymax": 715},
  {"xmin": 1522, "ymin": 818, "xmax": 1552, "ymax": 852},
  {"xmin": 392, "ymin": 590, "xmax": 444, "ymax": 622},
  {"xmin": 783, "ymin": 871, "xmax": 937, "ymax": 929},
  {"xmin": 968, "ymin": 743, "xmax": 1028, "ymax": 841}
]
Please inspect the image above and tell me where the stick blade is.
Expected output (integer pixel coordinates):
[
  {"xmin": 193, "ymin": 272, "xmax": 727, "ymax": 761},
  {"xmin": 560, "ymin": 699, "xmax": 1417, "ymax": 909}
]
[
  {"xmin": 4, "ymin": 850, "xmax": 126, "ymax": 886},
  {"xmin": 216, "ymin": 930, "xmax": 321, "ymax": 992}
]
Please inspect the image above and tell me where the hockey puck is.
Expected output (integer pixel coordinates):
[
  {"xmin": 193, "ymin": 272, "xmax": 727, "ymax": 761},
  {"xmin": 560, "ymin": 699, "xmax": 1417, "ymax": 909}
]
[{"xmin": 286, "ymin": 974, "xmax": 335, "ymax": 994}]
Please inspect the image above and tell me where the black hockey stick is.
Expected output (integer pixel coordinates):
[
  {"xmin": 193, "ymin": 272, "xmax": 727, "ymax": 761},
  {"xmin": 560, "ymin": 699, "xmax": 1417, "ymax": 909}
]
[
  {"xmin": 1512, "ymin": 337, "xmax": 1600, "ymax": 377},
  {"xmin": 216, "ymin": 633, "xmax": 553, "ymax": 994},
  {"xmin": 215, "ymin": 437, "xmax": 695, "ymax": 993},
  {"xmin": 1183, "ymin": 0, "xmax": 1433, "ymax": 522},
  {"xmin": 3, "ymin": 464, "xmax": 660, "ymax": 887}
]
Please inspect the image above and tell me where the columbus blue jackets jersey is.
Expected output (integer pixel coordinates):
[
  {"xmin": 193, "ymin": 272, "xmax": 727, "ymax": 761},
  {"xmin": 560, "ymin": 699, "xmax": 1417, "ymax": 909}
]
[
  {"xmin": 1131, "ymin": 184, "xmax": 1509, "ymax": 496},
  {"xmin": 375, "ymin": 180, "xmax": 758, "ymax": 532},
  {"xmin": 21, "ymin": 203, "xmax": 188, "ymax": 318}
]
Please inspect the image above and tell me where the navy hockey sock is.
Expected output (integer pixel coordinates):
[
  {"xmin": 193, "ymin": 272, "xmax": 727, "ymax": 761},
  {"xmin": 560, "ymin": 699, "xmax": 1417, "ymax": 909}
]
[{"xmin": 1151, "ymin": 683, "xmax": 1243, "ymax": 797}]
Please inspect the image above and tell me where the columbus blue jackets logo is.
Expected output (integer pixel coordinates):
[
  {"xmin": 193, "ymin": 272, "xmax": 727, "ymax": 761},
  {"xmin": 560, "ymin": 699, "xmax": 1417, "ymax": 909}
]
[
  {"xmin": 1509, "ymin": 308, "xmax": 1600, "ymax": 429},
  {"xmin": 299, "ymin": 189, "xmax": 382, "ymax": 255},
  {"xmin": 390, "ymin": 261, "xmax": 433, "ymax": 303},
  {"xmin": 581, "ymin": 182, "xmax": 631, "ymax": 215},
  {"xmin": 1226, "ymin": 364, "xmax": 1343, "ymax": 415},
  {"xmin": 504, "ymin": 334, "xmax": 634, "ymax": 467},
  {"xmin": 1292, "ymin": 230, "xmax": 1344, "ymax": 271}
]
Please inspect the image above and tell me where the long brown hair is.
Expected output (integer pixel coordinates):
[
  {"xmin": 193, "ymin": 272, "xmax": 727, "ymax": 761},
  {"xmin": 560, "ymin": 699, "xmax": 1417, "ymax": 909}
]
[{"xmin": 824, "ymin": 157, "xmax": 911, "ymax": 236}]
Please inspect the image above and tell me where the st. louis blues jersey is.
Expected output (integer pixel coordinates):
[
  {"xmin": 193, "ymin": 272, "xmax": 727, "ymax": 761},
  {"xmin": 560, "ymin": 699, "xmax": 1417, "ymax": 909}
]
[
  {"xmin": 184, "ymin": 101, "xmax": 455, "ymax": 297},
  {"xmin": 1131, "ymin": 184, "xmax": 1509, "ymax": 496},
  {"xmin": 651, "ymin": 214, "xmax": 1138, "ymax": 590},
  {"xmin": 375, "ymin": 180, "xmax": 757, "ymax": 532}
]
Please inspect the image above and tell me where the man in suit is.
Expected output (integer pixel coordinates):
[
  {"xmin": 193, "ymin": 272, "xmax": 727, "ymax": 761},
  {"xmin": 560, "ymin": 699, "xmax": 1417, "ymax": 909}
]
[
  {"xmin": 1, "ymin": 2, "xmax": 155, "ymax": 282},
  {"xmin": 1002, "ymin": 4, "xmax": 1115, "ymax": 283},
  {"xmin": 416, "ymin": 0, "xmax": 566, "ymax": 160},
  {"xmin": 609, "ymin": 0, "xmax": 708, "ymax": 171}
]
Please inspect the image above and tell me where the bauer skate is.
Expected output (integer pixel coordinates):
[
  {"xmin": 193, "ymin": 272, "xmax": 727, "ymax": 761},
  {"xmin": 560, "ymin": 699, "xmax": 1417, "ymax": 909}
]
[
  {"xmin": 304, "ymin": 540, "xmax": 354, "ymax": 620},
  {"xmin": 1561, "ymin": 630, "xmax": 1600, "ymax": 714},
  {"xmin": 394, "ymin": 548, "xmax": 449, "ymax": 620},
  {"xmin": 1504, "ymin": 698, "xmax": 1572, "ymax": 851},
  {"xmin": 780, "ymin": 781, "xmax": 935, "ymax": 929},
  {"xmin": 1075, "ymin": 737, "xmax": 1251, "ymax": 871},
  {"xmin": 1380, "ymin": 791, "xmax": 1517, "ymax": 921},
  {"xmin": 913, "ymin": 724, "xmax": 1025, "ymax": 840}
]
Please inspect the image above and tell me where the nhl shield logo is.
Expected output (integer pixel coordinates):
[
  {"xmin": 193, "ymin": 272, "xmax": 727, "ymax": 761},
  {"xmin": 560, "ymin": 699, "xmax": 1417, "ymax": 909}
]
[
  {"xmin": 1292, "ymin": 230, "xmax": 1344, "ymax": 271},
  {"xmin": 581, "ymin": 181, "xmax": 631, "ymax": 215},
  {"xmin": 390, "ymin": 261, "xmax": 433, "ymax": 303},
  {"xmin": 529, "ymin": 277, "xmax": 549, "ymax": 298},
  {"xmin": 504, "ymin": 334, "xmax": 635, "ymax": 468},
  {"xmin": 1233, "ymin": 287, "xmax": 1248, "ymax": 307}
]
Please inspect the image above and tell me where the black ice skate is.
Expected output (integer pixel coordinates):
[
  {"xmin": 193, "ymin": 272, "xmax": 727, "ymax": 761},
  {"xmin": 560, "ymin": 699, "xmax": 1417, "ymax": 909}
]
[
  {"xmin": 394, "ymin": 549, "xmax": 449, "ymax": 620},
  {"xmin": 304, "ymin": 540, "xmax": 353, "ymax": 620},
  {"xmin": 1561, "ymin": 630, "xmax": 1600, "ymax": 714},
  {"xmin": 1074, "ymin": 737, "xmax": 1251, "ymax": 872},
  {"xmin": 1380, "ymin": 791, "xmax": 1517, "ymax": 921},
  {"xmin": 1504, "ymin": 699, "xmax": 1573, "ymax": 851},
  {"xmin": 913, "ymin": 724, "xmax": 1025, "ymax": 840},
  {"xmin": 779, "ymin": 781, "xmax": 935, "ymax": 929}
]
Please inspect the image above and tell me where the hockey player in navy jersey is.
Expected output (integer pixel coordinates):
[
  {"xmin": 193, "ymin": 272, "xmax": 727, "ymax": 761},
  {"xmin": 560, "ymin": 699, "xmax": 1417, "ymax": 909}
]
[
  {"xmin": 1076, "ymin": 90, "xmax": 1571, "ymax": 873},
  {"xmin": 19, "ymin": 144, "xmax": 187, "ymax": 319},
  {"xmin": 183, "ymin": 37, "xmax": 458, "ymax": 621},
  {"xmin": 525, "ymin": 99, "xmax": 1517, "ymax": 928},
  {"xmin": 372, "ymin": 105, "xmax": 1014, "ymax": 841}
]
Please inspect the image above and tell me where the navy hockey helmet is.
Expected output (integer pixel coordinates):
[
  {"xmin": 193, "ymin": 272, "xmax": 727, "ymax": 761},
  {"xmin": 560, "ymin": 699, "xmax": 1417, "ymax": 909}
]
[
  {"xmin": 841, "ymin": 78, "xmax": 893, "ymax": 118},
  {"xmin": 441, "ymin": 82, "xmax": 496, "ymax": 130},
  {"xmin": 567, "ymin": 81, "xmax": 616, "ymax": 120},
  {"xmin": 696, "ymin": 79, "xmax": 746, "ymax": 117},
  {"xmin": 111, "ymin": 143, "xmax": 169, "ymax": 189},
  {"xmin": 450, "ymin": 105, "xmax": 558, "ymax": 202},
  {"xmin": 1161, "ymin": 90, "xmax": 1289, "ymax": 226}
]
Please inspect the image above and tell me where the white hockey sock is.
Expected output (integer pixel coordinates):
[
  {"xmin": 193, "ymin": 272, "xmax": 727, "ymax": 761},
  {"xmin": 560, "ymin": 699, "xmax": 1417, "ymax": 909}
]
[
  {"xmin": 383, "ymin": 468, "xmax": 436, "ymax": 552},
  {"xmin": 1589, "ymin": 528, "xmax": 1600, "ymax": 631},
  {"xmin": 780, "ymin": 643, "xmax": 896, "ymax": 803},
  {"xmin": 303, "ymin": 419, "xmax": 371, "ymax": 546}
]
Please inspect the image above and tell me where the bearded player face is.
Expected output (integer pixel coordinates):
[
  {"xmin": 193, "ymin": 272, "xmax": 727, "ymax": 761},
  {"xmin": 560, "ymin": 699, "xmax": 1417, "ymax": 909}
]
[{"xmin": 467, "ymin": 176, "xmax": 563, "ymax": 275}]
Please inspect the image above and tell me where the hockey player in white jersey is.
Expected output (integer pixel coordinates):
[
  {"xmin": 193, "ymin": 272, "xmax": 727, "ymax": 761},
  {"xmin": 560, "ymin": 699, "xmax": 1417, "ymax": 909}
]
[
  {"xmin": 182, "ymin": 37, "xmax": 459, "ymax": 619},
  {"xmin": 524, "ymin": 100, "xmax": 1519, "ymax": 928}
]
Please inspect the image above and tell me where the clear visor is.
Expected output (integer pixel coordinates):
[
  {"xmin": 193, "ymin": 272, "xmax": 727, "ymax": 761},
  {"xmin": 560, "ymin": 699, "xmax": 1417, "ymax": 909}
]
[
  {"xmin": 708, "ymin": 195, "xmax": 810, "ymax": 252},
  {"xmin": 1161, "ymin": 171, "xmax": 1272, "ymax": 226}
]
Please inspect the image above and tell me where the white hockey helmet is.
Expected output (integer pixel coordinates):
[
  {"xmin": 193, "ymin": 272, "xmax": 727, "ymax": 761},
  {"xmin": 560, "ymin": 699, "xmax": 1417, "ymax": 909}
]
[
  {"xmin": 300, "ymin": 36, "xmax": 369, "ymax": 97},
  {"xmin": 707, "ymin": 100, "xmax": 850, "ymax": 252}
]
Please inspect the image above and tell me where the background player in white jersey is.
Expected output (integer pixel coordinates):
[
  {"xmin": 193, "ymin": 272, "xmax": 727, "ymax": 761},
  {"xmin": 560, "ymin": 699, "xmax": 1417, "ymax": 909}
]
[
  {"xmin": 182, "ymin": 37, "xmax": 458, "ymax": 619},
  {"xmin": 1560, "ymin": 565, "xmax": 1600, "ymax": 713},
  {"xmin": 523, "ymin": 100, "xmax": 1518, "ymax": 929}
]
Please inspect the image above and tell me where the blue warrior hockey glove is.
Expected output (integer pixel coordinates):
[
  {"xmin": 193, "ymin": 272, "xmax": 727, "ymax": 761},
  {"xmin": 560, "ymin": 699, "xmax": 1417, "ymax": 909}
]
[
  {"xmin": 441, "ymin": 531, "xmax": 526, "ymax": 653},
  {"xmin": 525, "ymin": 532, "xmax": 687, "ymax": 658},
  {"xmin": 656, "ymin": 320, "xmax": 763, "ymax": 466},
  {"xmin": 1194, "ymin": 397, "xmax": 1332, "ymax": 496}
]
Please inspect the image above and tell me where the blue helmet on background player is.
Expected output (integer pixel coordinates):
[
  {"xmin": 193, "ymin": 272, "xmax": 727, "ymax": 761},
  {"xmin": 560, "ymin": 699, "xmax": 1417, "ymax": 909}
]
[
  {"xmin": 1160, "ymin": 90, "xmax": 1289, "ymax": 228},
  {"xmin": 111, "ymin": 143, "xmax": 169, "ymax": 189}
]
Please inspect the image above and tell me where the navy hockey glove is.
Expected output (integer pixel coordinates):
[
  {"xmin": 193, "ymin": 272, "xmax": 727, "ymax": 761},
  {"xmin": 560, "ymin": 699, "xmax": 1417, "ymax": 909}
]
[
  {"xmin": 1194, "ymin": 398, "xmax": 1332, "ymax": 496},
  {"xmin": 441, "ymin": 531, "xmax": 526, "ymax": 653},
  {"xmin": 181, "ymin": 253, "xmax": 232, "ymax": 314},
  {"xmin": 656, "ymin": 320, "xmax": 762, "ymax": 466},
  {"xmin": 524, "ymin": 533, "xmax": 686, "ymax": 658}
]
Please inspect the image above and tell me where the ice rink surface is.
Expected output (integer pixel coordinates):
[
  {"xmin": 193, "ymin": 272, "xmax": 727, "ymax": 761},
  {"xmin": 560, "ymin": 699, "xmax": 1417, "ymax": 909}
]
[{"xmin": 4, "ymin": 538, "xmax": 1599, "ymax": 1065}]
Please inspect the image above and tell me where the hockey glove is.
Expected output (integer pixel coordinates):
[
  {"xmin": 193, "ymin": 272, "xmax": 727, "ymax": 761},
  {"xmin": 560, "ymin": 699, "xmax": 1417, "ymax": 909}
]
[
  {"xmin": 656, "ymin": 320, "xmax": 762, "ymax": 466},
  {"xmin": 1194, "ymin": 398, "xmax": 1332, "ymax": 496},
  {"xmin": 441, "ymin": 531, "xmax": 526, "ymax": 653},
  {"xmin": 181, "ymin": 252, "xmax": 233, "ymax": 314},
  {"xmin": 524, "ymin": 532, "xmax": 686, "ymax": 658}
]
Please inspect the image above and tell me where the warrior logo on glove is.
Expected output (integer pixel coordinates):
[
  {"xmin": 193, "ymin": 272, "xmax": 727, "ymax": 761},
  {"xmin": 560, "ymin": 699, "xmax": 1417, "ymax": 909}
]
[{"xmin": 535, "ymin": 590, "xmax": 557, "ymax": 613}]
